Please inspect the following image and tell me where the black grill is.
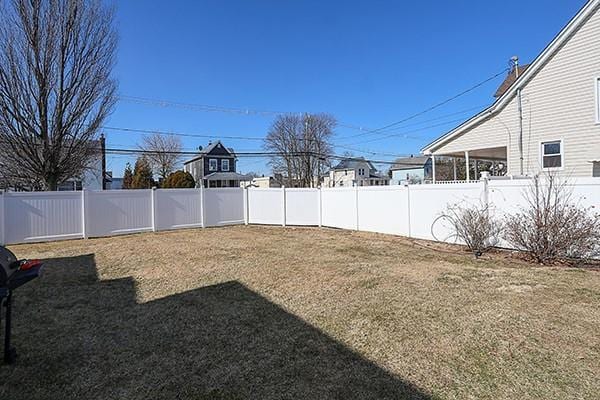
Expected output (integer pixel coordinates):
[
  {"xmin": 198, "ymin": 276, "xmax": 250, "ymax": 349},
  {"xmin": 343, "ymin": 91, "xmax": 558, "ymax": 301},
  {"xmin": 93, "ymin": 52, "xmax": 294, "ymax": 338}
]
[{"xmin": 0, "ymin": 246, "xmax": 43, "ymax": 365}]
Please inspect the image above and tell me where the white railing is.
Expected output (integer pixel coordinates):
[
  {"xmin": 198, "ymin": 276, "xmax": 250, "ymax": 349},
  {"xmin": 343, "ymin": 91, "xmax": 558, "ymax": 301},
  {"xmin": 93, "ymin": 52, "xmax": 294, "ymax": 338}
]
[{"xmin": 0, "ymin": 178, "xmax": 599, "ymax": 246}]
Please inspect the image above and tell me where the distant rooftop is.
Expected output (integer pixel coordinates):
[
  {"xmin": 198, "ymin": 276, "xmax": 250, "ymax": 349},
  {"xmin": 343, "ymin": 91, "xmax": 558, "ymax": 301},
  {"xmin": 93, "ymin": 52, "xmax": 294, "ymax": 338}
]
[{"xmin": 494, "ymin": 64, "xmax": 530, "ymax": 98}]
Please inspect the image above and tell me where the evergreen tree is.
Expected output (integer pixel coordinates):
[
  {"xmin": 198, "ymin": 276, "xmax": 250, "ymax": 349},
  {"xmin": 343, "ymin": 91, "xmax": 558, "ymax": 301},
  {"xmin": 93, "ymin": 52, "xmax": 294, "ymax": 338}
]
[
  {"xmin": 131, "ymin": 157, "xmax": 155, "ymax": 189},
  {"xmin": 163, "ymin": 171, "xmax": 195, "ymax": 188},
  {"xmin": 122, "ymin": 163, "xmax": 133, "ymax": 189}
]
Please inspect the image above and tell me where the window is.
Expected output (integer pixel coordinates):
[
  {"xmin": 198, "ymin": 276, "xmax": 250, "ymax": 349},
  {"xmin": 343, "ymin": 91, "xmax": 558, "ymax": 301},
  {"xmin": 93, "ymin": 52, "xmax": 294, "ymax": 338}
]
[
  {"xmin": 541, "ymin": 140, "xmax": 563, "ymax": 169},
  {"xmin": 209, "ymin": 159, "xmax": 218, "ymax": 171},
  {"xmin": 221, "ymin": 159, "xmax": 230, "ymax": 171},
  {"xmin": 358, "ymin": 168, "xmax": 365, "ymax": 176}
]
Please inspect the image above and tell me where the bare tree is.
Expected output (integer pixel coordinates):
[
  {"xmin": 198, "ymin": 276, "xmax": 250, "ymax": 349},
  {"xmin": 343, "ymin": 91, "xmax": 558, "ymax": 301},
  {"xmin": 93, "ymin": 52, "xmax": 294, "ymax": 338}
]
[
  {"xmin": 504, "ymin": 174, "xmax": 600, "ymax": 263},
  {"xmin": 139, "ymin": 133, "xmax": 182, "ymax": 181},
  {"xmin": 265, "ymin": 113, "xmax": 335, "ymax": 188},
  {"xmin": 0, "ymin": 0, "xmax": 117, "ymax": 190}
]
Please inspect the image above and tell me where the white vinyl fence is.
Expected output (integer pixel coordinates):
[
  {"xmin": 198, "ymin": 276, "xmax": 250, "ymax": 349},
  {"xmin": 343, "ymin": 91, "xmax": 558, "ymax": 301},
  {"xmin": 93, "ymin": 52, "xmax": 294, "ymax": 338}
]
[
  {"xmin": 0, "ymin": 188, "xmax": 244, "ymax": 245},
  {"xmin": 1, "ymin": 178, "xmax": 599, "ymax": 246}
]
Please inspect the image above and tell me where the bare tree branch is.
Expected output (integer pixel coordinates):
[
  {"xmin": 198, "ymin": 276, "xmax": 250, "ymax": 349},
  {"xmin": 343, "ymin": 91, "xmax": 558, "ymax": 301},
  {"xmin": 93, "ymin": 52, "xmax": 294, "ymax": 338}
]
[
  {"xmin": 0, "ymin": 0, "xmax": 117, "ymax": 190},
  {"xmin": 264, "ymin": 113, "xmax": 335, "ymax": 188},
  {"xmin": 139, "ymin": 133, "xmax": 182, "ymax": 181}
]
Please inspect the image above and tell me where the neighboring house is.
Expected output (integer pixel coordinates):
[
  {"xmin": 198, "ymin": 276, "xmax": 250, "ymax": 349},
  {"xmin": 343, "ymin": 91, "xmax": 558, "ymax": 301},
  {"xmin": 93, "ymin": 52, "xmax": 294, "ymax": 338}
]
[
  {"xmin": 390, "ymin": 156, "xmax": 432, "ymax": 184},
  {"xmin": 240, "ymin": 176, "xmax": 282, "ymax": 188},
  {"xmin": 183, "ymin": 141, "xmax": 249, "ymax": 188},
  {"xmin": 422, "ymin": 0, "xmax": 600, "ymax": 181},
  {"xmin": 322, "ymin": 157, "xmax": 389, "ymax": 187}
]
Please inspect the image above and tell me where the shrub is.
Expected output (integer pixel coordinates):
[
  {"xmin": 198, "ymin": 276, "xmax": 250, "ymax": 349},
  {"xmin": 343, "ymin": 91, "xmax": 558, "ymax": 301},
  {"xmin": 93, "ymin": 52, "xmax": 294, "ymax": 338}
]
[
  {"xmin": 163, "ymin": 171, "xmax": 195, "ymax": 188},
  {"xmin": 504, "ymin": 175, "xmax": 600, "ymax": 263},
  {"xmin": 443, "ymin": 202, "xmax": 502, "ymax": 257}
]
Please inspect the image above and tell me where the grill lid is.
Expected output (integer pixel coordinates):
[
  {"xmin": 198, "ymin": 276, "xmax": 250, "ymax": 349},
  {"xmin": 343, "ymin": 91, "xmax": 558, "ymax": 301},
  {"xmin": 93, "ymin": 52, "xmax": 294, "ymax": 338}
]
[{"xmin": 0, "ymin": 246, "xmax": 19, "ymax": 286}]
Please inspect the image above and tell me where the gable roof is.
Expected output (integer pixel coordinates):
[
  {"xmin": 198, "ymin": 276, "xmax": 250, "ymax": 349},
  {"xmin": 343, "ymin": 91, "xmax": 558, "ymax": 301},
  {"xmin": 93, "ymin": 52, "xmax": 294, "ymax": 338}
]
[
  {"xmin": 422, "ymin": 0, "xmax": 600, "ymax": 155},
  {"xmin": 331, "ymin": 157, "xmax": 376, "ymax": 171},
  {"xmin": 390, "ymin": 156, "xmax": 430, "ymax": 171},
  {"xmin": 183, "ymin": 140, "xmax": 236, "ymax": 165}
]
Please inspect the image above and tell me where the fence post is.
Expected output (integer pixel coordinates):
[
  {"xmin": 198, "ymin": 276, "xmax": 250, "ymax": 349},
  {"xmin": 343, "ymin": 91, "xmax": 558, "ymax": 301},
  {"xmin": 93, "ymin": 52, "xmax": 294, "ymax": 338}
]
[
  {"xmin": 318, "ymin": 187, "xmax": 322, "ymax": 228},
  {"xmin": 244, "ymin": 187, "xmax": 249, "ymax": 225},
  {"xmin": 406, "ymin": 184, "xmax": 411, "ymax": 238},
  {"xmin": 355, "ymin": 184, "xmax": 359, "ymax": 231},
  {"xmin": 151, "ymin": 187, "xmax": 157, "ymax": 232},
  {"xmin": 282, "ymin": 186, "xmax": 286, "ymax": 227},
  {"xmin": 0, "ymin": 191, "xmax": 5, "ymax": 246},
  {"xmin": 200, "ymin": 185, "xmax": 205, "ymax": 228},
  {"xmin": 81, "ymin": 189, "xmax": 88, "ymax": 239}
]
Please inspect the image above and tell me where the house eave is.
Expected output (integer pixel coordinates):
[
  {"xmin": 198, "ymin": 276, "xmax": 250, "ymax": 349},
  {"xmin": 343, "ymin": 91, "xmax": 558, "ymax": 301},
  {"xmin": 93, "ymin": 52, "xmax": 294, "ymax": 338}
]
[{"xmin": 421, "ymin": 0, "xmax": 600, "ymax": 155}]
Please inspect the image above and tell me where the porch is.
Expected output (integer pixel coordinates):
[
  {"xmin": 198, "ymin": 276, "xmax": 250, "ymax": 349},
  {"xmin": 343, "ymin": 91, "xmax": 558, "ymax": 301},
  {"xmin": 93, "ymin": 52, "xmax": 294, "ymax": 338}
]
[{"xmin": 429, "ymin": 146, "xmax": 508, "ymax": 183}]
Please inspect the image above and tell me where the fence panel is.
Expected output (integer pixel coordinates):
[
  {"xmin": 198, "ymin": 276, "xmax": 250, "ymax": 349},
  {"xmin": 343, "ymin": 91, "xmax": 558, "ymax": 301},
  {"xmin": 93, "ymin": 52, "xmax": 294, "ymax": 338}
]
[
  {"xmin": 357, "ymin": 186, "xmax": 410, "ymax": 236},
  {"xmin": 247, "ymin": 188, "xmax": 284, "ymax": 225},
  {"xmin": 285, "ymin": 188, "xmax": 320, "ymax": 226},
  {"xmin": 321, "ymin": 188, "xmax": 357, "ymax": 230},
  {"xmin": 3, "ymin": 191, "xmax": 83, "ymax": 244},
  {"xmin": 155, "ymin": 189, "xmax": 203, "ymax": 231},
  {"xmin": 408, "ymin": 183, "xmax": 484, "ymax": 242},
  {"xmin": 86, "ymin": 190, "xmax": 153, "ymax": 237},
  {"xmin": 203, "ymin": 188, "xmax": 245, "ymax": 227}
]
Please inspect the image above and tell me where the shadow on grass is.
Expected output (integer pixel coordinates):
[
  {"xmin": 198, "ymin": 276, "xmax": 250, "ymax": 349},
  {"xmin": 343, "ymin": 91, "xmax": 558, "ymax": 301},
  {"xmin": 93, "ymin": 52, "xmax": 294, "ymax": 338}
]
[{"xmin": 1, "ymin": 254, "xmax": 431, "ymax": 400}]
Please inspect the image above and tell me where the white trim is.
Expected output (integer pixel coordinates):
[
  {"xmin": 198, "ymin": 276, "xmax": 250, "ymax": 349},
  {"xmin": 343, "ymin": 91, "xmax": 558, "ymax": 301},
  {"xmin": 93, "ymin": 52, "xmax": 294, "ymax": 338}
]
[
  {"xmin": 208, "ymin": 158, "xmax": 218, "ymax": 171},
  {"xmin": 595, "ymin": 76, "xmax": 600, "ymax": 124},
  {"xmin": 539, "ymin": 139, "xmax": 565, "ymax": 171},
  {"xmin": 221, "ymin": 159, "xmax": 230, "ymax": 171},
  {"xmin": 422, "ymin": 0, "xmax": 600, "ymax": 154}
]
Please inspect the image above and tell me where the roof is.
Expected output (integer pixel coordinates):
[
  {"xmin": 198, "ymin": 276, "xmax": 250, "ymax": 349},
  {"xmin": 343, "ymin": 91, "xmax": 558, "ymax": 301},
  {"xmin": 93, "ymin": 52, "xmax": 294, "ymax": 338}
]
[
  {"xmin": 204, "ymin": 172, "xmax": 250, "ymax": 181},
  {"xmin": 422, "ymin": 0, "xmax": 600, "ymax": 155},
  {"xmin": 183, "ymin": 141, "xmax": 236, "ymax": 165},
  {"xmin": 390, "ymin": 156, "xmax": 430, "ymax": 171},
  {"xmin": 493, "ymin": 64, "xmax": 531, "ymax": 98},
  {"xmin": 331, "ymin": 157, "xmax": 376, "ymax": 171}
]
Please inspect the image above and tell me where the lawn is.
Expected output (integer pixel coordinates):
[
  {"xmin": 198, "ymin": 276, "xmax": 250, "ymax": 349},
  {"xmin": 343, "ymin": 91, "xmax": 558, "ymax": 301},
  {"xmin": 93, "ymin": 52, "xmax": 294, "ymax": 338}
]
[{"xmin": 1, "ymin": 225, "xmax": 599, "ymax": 399}]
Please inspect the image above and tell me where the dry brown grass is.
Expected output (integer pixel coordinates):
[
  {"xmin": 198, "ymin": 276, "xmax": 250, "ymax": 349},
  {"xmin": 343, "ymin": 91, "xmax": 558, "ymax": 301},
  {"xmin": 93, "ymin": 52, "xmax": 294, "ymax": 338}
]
[{"xmin": 1, "ymin": 225, "xmax": 599, "ymax": 399}]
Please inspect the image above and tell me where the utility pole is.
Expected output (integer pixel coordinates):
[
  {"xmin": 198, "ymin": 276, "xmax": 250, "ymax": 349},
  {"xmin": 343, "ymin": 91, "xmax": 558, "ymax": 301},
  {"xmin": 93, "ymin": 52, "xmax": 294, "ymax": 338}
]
[{"xmin": 100, "ymin": 133, "xmax": 107, "ymax": 190}]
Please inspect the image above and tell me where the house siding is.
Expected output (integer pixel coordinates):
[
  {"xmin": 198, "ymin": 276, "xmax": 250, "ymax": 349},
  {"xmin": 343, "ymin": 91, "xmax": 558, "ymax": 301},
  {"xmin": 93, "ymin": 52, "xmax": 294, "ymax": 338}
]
[{"xmin": 431, "ymin": 3, "xmax": 600, "ymax": 177}]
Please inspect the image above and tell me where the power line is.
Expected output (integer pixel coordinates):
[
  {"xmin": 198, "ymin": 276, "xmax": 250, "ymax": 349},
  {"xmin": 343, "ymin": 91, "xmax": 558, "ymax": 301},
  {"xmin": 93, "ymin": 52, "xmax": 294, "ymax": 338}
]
[
  {"xmin": 117, "ymin": 95, "xmax": 365, "ymax": 132},
  {"xmin": 101, "ymin": 146, "xmax": 406, "ymax": 165},
  {"xmin": 334, "ymin": 103, "xmax": 490, "ymax": 142},
  {"xmin": 100, "ymin": 125, "xmax": 408, "ymax": 158},
  {"xmin": 348, "ymin": 68, "xmax": 508, "ymax": 140}
]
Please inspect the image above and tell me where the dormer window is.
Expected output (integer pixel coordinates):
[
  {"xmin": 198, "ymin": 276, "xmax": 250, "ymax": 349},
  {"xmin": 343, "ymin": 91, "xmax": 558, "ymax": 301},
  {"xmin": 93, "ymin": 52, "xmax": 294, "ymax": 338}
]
[
  {"xmin": 209, "ymin": 159, "xmax": 218, "ymax": 171},
  {"xmin": 221, "ymin": 159, "xmax": 230, "ymax": 171}
]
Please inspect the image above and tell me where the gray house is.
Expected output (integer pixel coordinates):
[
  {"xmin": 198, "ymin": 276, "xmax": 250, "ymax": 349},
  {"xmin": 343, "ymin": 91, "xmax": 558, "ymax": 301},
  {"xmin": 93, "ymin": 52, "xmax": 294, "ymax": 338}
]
[{"xmin": 183, "ymin": 141, "xmax": 249, "ymax": 188}]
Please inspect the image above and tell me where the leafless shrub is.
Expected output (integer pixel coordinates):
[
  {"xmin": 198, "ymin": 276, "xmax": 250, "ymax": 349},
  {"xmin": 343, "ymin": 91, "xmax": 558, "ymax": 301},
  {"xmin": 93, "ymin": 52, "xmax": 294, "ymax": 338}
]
[
  {"xmin": 443, "ymin": 202, "xmax": 502, "ymax": 257},
  {"xmin": 504, "ymin": 175, "xmax": 600, "ymax": 263}
]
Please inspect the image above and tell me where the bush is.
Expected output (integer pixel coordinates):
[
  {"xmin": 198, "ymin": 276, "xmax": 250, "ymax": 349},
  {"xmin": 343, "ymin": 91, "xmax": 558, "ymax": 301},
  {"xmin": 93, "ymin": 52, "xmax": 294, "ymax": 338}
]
[
  {"xmin": 504, "ymin": 175, "xmax": 600, "ymax": 263},
  {"xmin": 443, "ymin": 202, "xmax": 502, "ymax": 257},
  {"xmin": 163, "ymin": 171, "xmax": 195, "ymax": 188}
]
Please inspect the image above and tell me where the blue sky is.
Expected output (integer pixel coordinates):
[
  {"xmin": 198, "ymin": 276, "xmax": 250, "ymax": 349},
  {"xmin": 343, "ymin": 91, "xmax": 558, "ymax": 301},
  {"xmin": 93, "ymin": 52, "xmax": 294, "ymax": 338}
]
[{"xmin": 105, "ymin": 0, "xmax": 586, "ymax": 177}]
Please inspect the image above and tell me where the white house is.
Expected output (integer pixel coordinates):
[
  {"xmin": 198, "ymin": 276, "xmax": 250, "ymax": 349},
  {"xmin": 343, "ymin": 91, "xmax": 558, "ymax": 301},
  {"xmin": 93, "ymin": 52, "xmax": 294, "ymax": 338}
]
[
  {"xmin": 422, "ymin": 0, "xmax": 600, "ymax": 181},
  {"xmin": 322, "ymin": 157, "xmax": 389, "ymax": 187}
]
